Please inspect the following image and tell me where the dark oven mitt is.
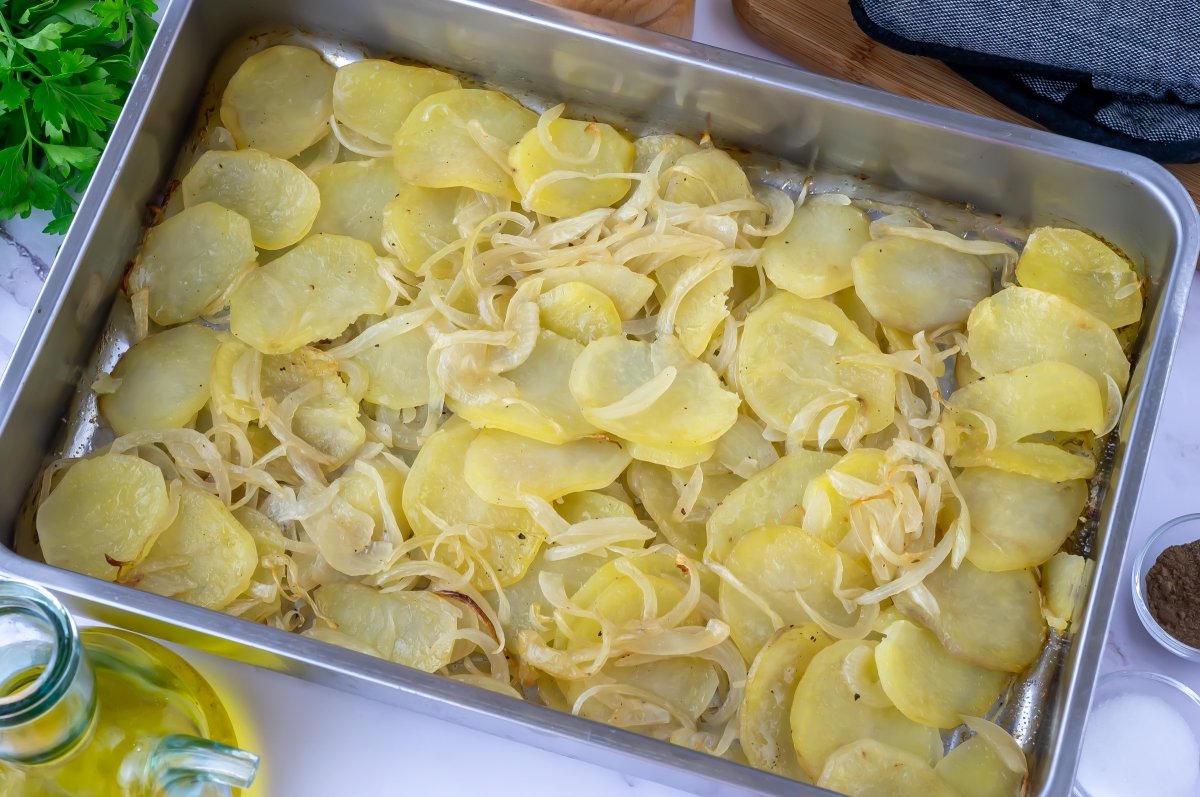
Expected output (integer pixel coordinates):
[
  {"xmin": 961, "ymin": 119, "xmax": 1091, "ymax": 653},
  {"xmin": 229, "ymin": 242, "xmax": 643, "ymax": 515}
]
[{"xmin": 848, "ymin": 0, "xmax": 1200, "ymax": 163}]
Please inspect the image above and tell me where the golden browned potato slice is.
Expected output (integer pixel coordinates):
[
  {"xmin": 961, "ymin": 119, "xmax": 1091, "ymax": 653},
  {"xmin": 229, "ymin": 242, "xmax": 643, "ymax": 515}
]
[
  {"xmin": 791, "ymin": 640, "xmax": 943, "ymax": 778},
  {"xmin": 311, "ymin": 583, "xmax": 462, "ymax": 671},
  {"xmin": 310, "ymin": 158, "xmax": 406, "ymax": 253},
  {"xmin": 229, "ymin": 233, "xmax": 390, "ymax": 354},
  {"xmin": 332, "ymin": 60, "xmax": 461, "ymax": 145},
  {"xmin": 380, "ymin": 184, "xmax": 464, "ymax": 276},
  {"xmin": 123, "ymin": 484, "xmax": 257, "ymax": 610},
  {"xmin": 220, "ymin": 45, "xmax": 334, "ymax": 159},
  {"xmin": 1015, "ymin": 226, "xmax": 1141, "ymax": 329},
  {"xmin": 182, "ymin": 149, "xmax": 320, "ymax": 250},
  {"xmin": 706, "ymin": 449, "xmax": 840, "ymax": 563},
  {"xmin": 762, "ymin": 202, "xmax": 871, "ymax": 298},
  {"xmin": 100, "ymin": 324, "xmax": 222, "ymax": 437},
  {"xmin": 37, "ymin": 454, "xmax": 171, "ymax": 581},
  {"xmin": 738, "ymin": 292, "xmax": 895, "ymax": 442},
  {"xmin": 127, "ymin": 203, "xmax": 256, "ymax": 325},
  {"xmin": 893, "ymin": 559, "xmax": 1046, "ymax": 673},
  {"xmin": 393, "ymin": 89, "xmax": 537, "ymax": 201},
  {"xmin": 960, "ymin": 467, "xmax": 1086, "ymax": 571},
  {"xmin": 536, "ymin": 281, "xmax": 622, "ymax": 345},
  {"xmin": 510, "ymin": 115, "xmax": 635, "ymax": 217},
  {"xmin": 818, "ymin": 739, "xmax": 959, "ymax": 797},
  {"xmin": 740, "ymin": 624, "xmax": 831, "ymax": 779},
  {"xmin": 852, "ymin": 237, "xmax": 993, "ymax": 333},
  {"xmin": 875, "ymin": 619, "xmax": 1008, "ymax": 728},
  {"xmin": 463, "ymin": 428, "xmax": 631, "ymax": 507}
]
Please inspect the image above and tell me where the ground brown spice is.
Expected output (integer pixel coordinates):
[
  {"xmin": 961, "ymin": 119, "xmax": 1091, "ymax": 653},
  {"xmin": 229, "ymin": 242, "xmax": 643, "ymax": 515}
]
[{"xmin": 1146, "ymin": 539, "xmax": 1200, "ymax": 648}]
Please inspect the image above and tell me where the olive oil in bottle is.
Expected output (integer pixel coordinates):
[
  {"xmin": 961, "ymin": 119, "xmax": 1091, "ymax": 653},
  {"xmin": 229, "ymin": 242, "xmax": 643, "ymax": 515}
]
[{"xmin": 0, "ymin": 579, "xmax": 259, "ymax": 796}]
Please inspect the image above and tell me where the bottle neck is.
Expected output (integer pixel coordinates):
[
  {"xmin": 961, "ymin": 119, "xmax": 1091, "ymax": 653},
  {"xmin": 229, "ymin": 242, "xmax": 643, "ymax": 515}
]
[{"xmin": 0, "ymin": 581, "xmax": 97, "ymax": 765}]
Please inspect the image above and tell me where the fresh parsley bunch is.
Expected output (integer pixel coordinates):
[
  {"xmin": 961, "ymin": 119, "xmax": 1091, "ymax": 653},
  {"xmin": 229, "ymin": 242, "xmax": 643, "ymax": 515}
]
[{"xmin": 1, "ymin": 0, "xmax": 157, "ymax": 234}]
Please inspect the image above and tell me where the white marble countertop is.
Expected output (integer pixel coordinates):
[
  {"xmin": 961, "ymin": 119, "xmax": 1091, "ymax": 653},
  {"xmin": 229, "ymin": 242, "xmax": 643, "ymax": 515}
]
[{"xmin": 2, "ymin": 2, "xmax": 1197, "ymax": 795}]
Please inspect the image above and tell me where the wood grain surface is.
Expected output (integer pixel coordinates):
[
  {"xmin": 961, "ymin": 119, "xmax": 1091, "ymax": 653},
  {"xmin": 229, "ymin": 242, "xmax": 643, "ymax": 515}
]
[
  {"xmin": 732, "ymin": 0, "xmax": 1200, "ymax": 205},
  {"xmin": 533, "ymin": 0, "xmax": 695, "ymax": 37}
]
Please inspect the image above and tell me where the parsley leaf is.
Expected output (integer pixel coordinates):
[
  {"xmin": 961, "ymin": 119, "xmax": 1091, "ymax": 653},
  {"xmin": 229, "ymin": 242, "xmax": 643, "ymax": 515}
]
[{"xmin": 0, "ymin": 0, "xmax": 158, "ymax": 234}]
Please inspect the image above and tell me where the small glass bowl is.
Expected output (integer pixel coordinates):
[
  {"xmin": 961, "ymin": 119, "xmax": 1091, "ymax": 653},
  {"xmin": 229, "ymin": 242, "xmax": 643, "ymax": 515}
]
[
  {"xmin": 1132, "ymin": 513, "xmax": 1200, "ymax": 661},
  {"xmin": 1074, "ymin": 670, "xmax": 1200, "ymax": 797}
]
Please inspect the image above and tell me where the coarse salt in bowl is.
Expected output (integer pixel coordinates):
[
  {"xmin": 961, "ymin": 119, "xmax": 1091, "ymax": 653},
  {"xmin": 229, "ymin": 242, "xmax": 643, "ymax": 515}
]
[
  {"xmin": 1074, "ymin": 670, "xmax": 1200, "ymax": 797},
  {"xmin": 1132, "ymin": 513, "xmax": 1200, "ymax": 661}
]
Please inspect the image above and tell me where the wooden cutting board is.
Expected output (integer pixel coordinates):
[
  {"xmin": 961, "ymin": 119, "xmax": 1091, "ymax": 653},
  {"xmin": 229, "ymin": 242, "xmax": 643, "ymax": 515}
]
[{"xmin": 732, "ymin": 0, "xmax": 1200, "ymax": 205}]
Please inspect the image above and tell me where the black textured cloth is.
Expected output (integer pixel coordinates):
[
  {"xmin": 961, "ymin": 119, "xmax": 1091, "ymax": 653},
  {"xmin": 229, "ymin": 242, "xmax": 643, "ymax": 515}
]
[{"xmin": 848, "ymin": 0, "xmax": 1200, "ymax": 162}]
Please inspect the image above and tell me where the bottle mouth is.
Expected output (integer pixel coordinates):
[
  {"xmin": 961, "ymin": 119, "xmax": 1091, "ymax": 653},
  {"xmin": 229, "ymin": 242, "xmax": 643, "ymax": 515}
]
[{"xmin": 0, "ymin": 580, "xmax": 82, "ymax": 728}]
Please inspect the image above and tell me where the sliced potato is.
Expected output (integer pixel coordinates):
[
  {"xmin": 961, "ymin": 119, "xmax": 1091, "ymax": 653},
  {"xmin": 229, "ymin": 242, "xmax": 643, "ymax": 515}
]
[
  {"xmin": 510, "ymin": 116, "xmax": 635, "ymax": 217},
  {"xmin": 935, "ymin": 735, "xmax": 1026, "ymax": 797},
  {"xmin": 893, "ymin": 559, "xmax": 1046, "ymax": 672},
  {"xmin": 719, "ymin": 525, "xmax": 873, "ymax": 658},
  {"xmin": 127, "ymin": 203, "xmax": 256, "ymax": 325},
  {"xmin": 124, "ymin": 484, "xmax": 257, "ymax": 610},
  {"xmin": 332, "ymin": 60, "xmax": 460, "ymax": 145},
  {"xmin": 500, "ymin": 544, "xmax": 616, "ymax": 649},
  {"xmin": 229, "ymin": 233, "xmax": 390, "ymax": 354},
  {"xmin": 762, "ymin": 202, "xmax": 871, "ymax": 298},
  {"xmin": 558, "ymin": 490, "xmax": 636, "ymax": 522},
  {"xmin": 220, "ymin": 45, "xmax": 334, "ymax": 159},
  {"xmin": 1015, "ymin": 226, "xmax": 1141, "ymax": 328},
  {"xmin": 626, "ymin": 461, "xmax": 742, "ymax": 559},
  {"xmin": 449, "ymin": 330, "xmax": 598, "ymax": 444},
  {"xmin": 706, "ymin": 449, "xmax": 841, "ymax": 563},
  {"xmin": 393, "ymin": 89, "xmax": 538, "ymax": 201},
  {"xmin": 951, "ymin": 441, "xmax": 1096, "ymax": 482},
  {"xmin": 740, "ymin": 624, "xmax": 831, "ymax": 779},
  {"xmin": 713, "ymin": 413, "xmax": 779, "ymax": 480},
  {"xmin": 625, "ymin": 439, "xmax": 715, "ymax": 469},
  {"xmin": 960, "ymin": 467, "xmax": 1086, "ymax": 571},
  {"xmin": 738, "ymin": 292, "xmax": 895, "ymax": 440},
  {"xmin": 463, "ymin": 429, "xmax": 631, "ymax": 507},
  {"xmin": 310, "ymin": 159, "xmax": 406, "ymax": 253},
  {"xmin": 852, "ymin": 237, "xmax": 992, "ymax": 332},
  {"xmin": 966, "ymin": 285, "xmax": 1130, "ymax": 392},
  {"xmin": 312, "ymin": 583, "xmax": 461, "ymax": 671},
  {"xmin": 381, "ymin": 184, "xmax": 464, "ymax": 275},
  {"xmin": 300, "ymin": 458, "xmax": 409, "ymax": 576},
  {"xmin": 791, "ymin": 640, "xmax": 943, "ymax": 778},
  {"xmin": 402, "ymin": 420, "xmax": 542, "ymax": 588},
  {"xmin": 818, "ymin": 739, "xmax": 959, "ymax": 797},
  {"xmin": 521, "ymin": 261, "xmax": 655, "ymax": 320},
  {"xmin": 346, "ymin": 319, "xmax": 433, "ymax": 411},
  {"xmin": 633, "ymin": 133, "xmax": 700, "ymax": 174},
  {"xmin": 663, "ymin": 148, "xmax": 753, "ymax": 207},
  {"xmin": 1042, "ymin": 552, "xmax": 1093, "ymax": 632},
  {"xmin": 37, "ymin": 454, "xmax": 171, "ymax": 581},
  {"xmin": 569, "ymin": 334, "xmax": 740, "ymax": 449},
  {"xmin": 537, "ymin": 281, "xmax": 622, "ymax": 345},
  {"xmin": 181, "ymin": 149, "xmax": 320, "ymax": 250},
  {"xmin": 260, "ymin": 346, "xmax": 366, "ymax": 468},
  {"xmin": 876, "ymin": 619, "xmax": 1008, "ymax": 728},
  {"xmin": 655, "ymin": 257, "xmax": 734, "ymax": 357},
  {"xmin": 100, "ymin": 324, "xmax": 222, "ymax": 436},
  {"xmin": 801, "ymin": 448, "xmax": 888, "ymax": 549}
]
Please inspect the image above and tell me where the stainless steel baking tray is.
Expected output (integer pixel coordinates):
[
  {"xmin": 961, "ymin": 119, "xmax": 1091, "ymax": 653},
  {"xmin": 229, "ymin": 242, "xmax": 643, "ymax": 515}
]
[{"xmin": 0, "ymin": 1, "xmax": 1195, "ymax": 794}]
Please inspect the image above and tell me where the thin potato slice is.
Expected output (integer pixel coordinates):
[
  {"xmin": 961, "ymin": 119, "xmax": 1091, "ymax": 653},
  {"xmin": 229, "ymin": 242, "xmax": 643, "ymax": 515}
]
[
  {"xmin": 347, "ymin": 322, "xmax": 433, "ymax": 411},
  {"xmin": 951, "ymin": 441, "xmax": 1096, "ymax": 482},
  {"xmin": 719, "ymin": 525, "xmax": 872, "ymax": 658},
  {"xmin": 312, "ymin": 583, "xmax": 461, "ymax": 671},
  {"xmin": 1042, "ymin": 552, "xmax": 1092, "ymax": 632},
  {"xmin": 664, "ymin": 148, "xmax": 753, "ymax": 207},
  {"xmin": 1015, "ymin": 226, "xmax": 1141, "ymax": 329},
  {"xmin": 521, "ymin": 261, "xmax": 655, "ymax": 320},
  {"xmin": 449, "ymin": 330, "xmax": 597, "ymax": 444},
  {"xmin": 960, "ymin": 467, "xmax": 1086, "ymax": 571},
  {"xmin": 791, "ymin": 640, "xmax": 943, "ymax": 778},
  {"xmin": 893, "ymin": 559, "xmax": 1046, "ymax": 673},
  {"xmin": 100, "ymin": 325, "xmax": 222, "ymax": 436},
  {"xmin": 633, "ymin": 133, "xmax": 700, "ymax": 174},
  {"xmin": 127, "ymin": 203, "xmax": 257, "ymax": 325},
  {"xmin": 740, "ymin": 624, "xmax": 831, "ymax": 780},
  {"xmin": 381, "ymin": 184, "xmax": 464, "ymax": 275},
  {"xmin": 463, "ymin": 429, "xmax": 631, "ymax": 507},
  {"xmin": 852, "ymin": 237, "xmax": 992, "ymax": 332},
  {"xmin": 332, "ymin": 60, "xmax": 461, "ymax": 145},
  {"xmin": 801, "ymin": 448, "xmax": 888, "ymax": 548},
  {"xmin": 229, "ymin": 233, "xmax": 391, "ymax": 354},
  {"xmin": 738, "ymin": 292, "xmax": 895, "ymax": 441},
  {"xmin": 626, "ymin": 462, "xmax": 742, "ymax": 559},
  {"xmin": 762, "ymin": 202, "xmax": 871, "ymax": 298},
  {"xmin": 966, "ymin": 286, "xmax": 1130, "ymax": 392},
  {"xmin": 876, "ymin": 619, "xmax": 1008, "ymax": 728},
  {"xmin": 401, "ymin": 420, "xmax": 542, "ymax": 588},
  {"xmin": 500, "ymin": 544, "xmax": 616, "ymax": 649},
  {"xmin": 37, "ymin": 455, "xmax": 171, "ymax": 581},
  {"xmin": 260, "ymin": 346, "xmax": 366, "ymax": 468},
  {"xmin": 123, "ymin": 484, "xmax": 257, "ymax": 610},
  {"xmin": 393, "ymin": 89, "xmax": 538, "ymax": 201},
  {"xmin": 310, "ymin": 159, "xmax": 406, "ymax": 253},
  {"xmin": 713, "ymin": 413, "xmax": 779, "ymax": 480},
  {"xmin": 510, "ymin": 116, "xmax": 635, "ymax": 217},
  {"xmin": 569, "ymin": 334, "xmax": 740, "ymax": 449},
  {"xmin": 220, "ymin": 45, "xmax": 334, "ymax": 159},
  {"xmin": 300, "ymin": 457, "xmax": 409, "ymax": 576},
  {"xmin": 537, "ymin": 281, "xmax": 622, "ymax": 345},
  {"xmin": 935, "ymin": 735, "xmax": 1026, "ymax": 797},
  {"xmin": 558, "ymin": 491, "xmax": 636, "ymax": 522},
  {"xmin": 182, "ymin": 149, "xmax": 320, "ymax": 250},
  {"xmin": 655, "ymin": 257, "xmax": 734, "ymax": 357},
  {"xmin": 818, "ymin": 739, "xmax": 959, "ymax": 797},
  {"xmin": 626, "ymin": 440, "xmax": 715, "ymax": 469},
  {"xmin": 706, "ymin": 450, "xmax": 841, "ymax": 563}
]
